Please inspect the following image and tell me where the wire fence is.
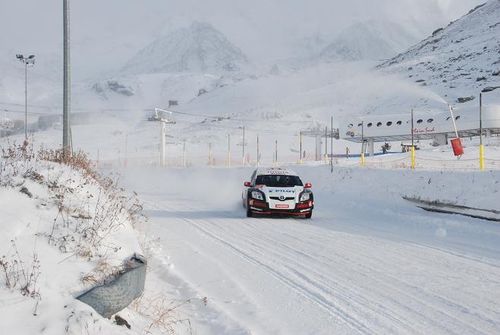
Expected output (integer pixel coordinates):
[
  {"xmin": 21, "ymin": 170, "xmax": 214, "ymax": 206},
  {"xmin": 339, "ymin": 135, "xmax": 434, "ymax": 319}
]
[{"xmin": 95, "ymin": 146, "xmax": 500, "ymax": 172}]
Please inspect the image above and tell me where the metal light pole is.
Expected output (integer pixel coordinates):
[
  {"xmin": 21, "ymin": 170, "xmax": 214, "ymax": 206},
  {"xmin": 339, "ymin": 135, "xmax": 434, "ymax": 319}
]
[
  {"xmin": 241, "ymin": 126, "xmax": 246, "ymax": 165},
  {"xmin": 275, "ymin": 140, "xmax": 278, "ymax": 165},
  {"xmin": 183, "ymin": 139, "xmax": 187, "ymax": 168},
  {"xmin": 256, "ymin": 135, "xmax": 260, "ymax": 166},
  {"xmin": 208, "ymin": 142, "xmax": 213, "ymax": 166},
  {"xmin": 479, "ymin": 87, "xmax": 500, "ymax": 170},
  {"xmin": 16, "ymin": 54, "xmax": 35, "ymax": 141},
  {"xmin": 299, "ymin": 131, "xmax": 303, "ymax": 164},
  {"xmin": 330, "ymin": 116, "xmax": 334, "ymax": 172},
  {"xmin": 227, "ymin": 134, "xmax": 231, "ymax": 167},
  {"xmin": 63, "ymin": 0, "xmax": 71, "ymax": 157},
  {"xmin": 324, "ymin": 126, "xmax": 328, "ymax": 162},
  {"xmin": 411, "ymin": 109, "xmax": 416, "ymax": 169},
  {"xmin": 160, "ymin": 122, "xmax": 166, "ymax": 166},
  {"xmin": 360, "ymin": 121, "xmax": 365, "ymax": 166},
  {"xmin": 480, "ymin": 92, "xmax": 484, "ymax": 170}
]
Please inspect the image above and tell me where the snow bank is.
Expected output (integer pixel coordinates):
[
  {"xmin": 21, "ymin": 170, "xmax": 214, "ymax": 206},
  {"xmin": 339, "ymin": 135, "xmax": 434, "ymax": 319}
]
[{"xmin": 0, "ymin": 142, "xmax": 148, "ymax": 334}]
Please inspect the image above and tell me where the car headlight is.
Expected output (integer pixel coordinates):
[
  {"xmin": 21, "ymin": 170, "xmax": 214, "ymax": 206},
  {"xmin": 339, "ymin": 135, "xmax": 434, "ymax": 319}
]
[
  {"xmin": 251, "ymin": 191, "xmax": 264, "ymax": 201},
  {"xmin": 300, "ymin": 192, "xmax": 311, "ymax": 202}
]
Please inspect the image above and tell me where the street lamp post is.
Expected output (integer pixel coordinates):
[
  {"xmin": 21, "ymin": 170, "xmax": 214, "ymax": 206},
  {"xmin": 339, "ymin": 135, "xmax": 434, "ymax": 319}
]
[
  {"xmin": 411, "ymin": 108, "xmax": 416, "ymax": 169},
  {"xmin": 16, "ymin": 54, "xmax": 35, "ymax": 141},
  {"xmin": 479, "ymin": 87, "xmax": 500, "ymax": 171},
  {"xmin": 480, "ymin": 92, "xmax": 484, "ymax": 170}
]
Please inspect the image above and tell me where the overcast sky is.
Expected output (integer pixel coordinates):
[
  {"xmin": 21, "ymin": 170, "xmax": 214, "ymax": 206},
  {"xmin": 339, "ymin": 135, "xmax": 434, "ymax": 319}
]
[{"xmin": 0, "ymin": 0, "xmax": 486, "ymax": 78}]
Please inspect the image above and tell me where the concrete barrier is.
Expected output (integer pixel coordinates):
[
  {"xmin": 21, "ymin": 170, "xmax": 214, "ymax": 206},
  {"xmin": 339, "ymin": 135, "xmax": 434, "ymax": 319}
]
[{"xmin": 76, "ymin": 254, "xmax": 146, "ymax": 318}]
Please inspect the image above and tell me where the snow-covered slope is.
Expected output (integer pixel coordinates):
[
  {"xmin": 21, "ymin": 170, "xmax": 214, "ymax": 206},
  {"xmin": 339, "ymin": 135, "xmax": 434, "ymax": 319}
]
[
  {"xmin": 378, "ymin": 0, "xmax": 500, "ymax": 103},
  {"xmin": 0, "ymin": 144, "xmax": 149, "ymax": 334},
  {"xmin": 319, "ymin": 21, "xmax": 420, "ymax": 62},
  {"xmin": 122, "ymin": 22, "xmax": 249, "ymax": 75}
]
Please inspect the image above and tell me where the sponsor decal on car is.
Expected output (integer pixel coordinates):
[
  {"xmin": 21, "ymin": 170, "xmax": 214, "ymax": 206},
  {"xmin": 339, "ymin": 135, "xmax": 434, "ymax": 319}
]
[
  {"xmin": 275, "ymin": 204, "xmax": 290, "ymax": 209},
  {"xmin": 268, "ymin": 189, "xmax": 296, "ymax": 193}
]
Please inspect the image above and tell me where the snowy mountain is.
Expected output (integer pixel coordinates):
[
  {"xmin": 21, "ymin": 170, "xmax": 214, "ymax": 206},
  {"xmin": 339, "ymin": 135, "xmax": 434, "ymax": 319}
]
[
  {"xmin": 319, "ymin": 21, "xmax": 420, "ymax": 62},
  {"xmin": 378, "ymin": 0, "xmax": 500, "ymax": 103},
  {"xmin": 122, "ymin": 22, "xmax": 249, "ymax": 75}
]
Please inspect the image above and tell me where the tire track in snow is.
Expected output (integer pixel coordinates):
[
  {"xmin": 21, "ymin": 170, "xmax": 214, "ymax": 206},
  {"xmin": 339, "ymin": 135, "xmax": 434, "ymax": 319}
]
[
  {"xmin": 246, "ymin": 225, "xmax": 497, "ymax": 335},
  {"xmin": 243, "ymin": 221, "xmax": 500, "ymax": 335},
  {"xmin": 146, "ymin": 200, "xmax": 500, "ymax": 334},
  {"xmin": 194, "ymin": 218, "xmax": 499, "ymax": 335},
  {"xmin": 180, "ymin": 219, "xmax": 371, "ymax": 334},
  {"xmin": 222, "ymin": 222, "xmax": 464, "ymax": 334},
  {"xmin": 184, "ymin": 218, "xmax": 373, "ymax": 335}
]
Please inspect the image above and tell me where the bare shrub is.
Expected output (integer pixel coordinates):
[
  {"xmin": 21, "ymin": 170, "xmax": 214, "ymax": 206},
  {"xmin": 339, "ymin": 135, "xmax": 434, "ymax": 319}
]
[
  {"xmin": 38, "ymin": 148, "xmax": 115, "ymax": 190},
  {"xmin": 81, "ymin": 258, "xmax": 123, "ymax": 287},
  {"xmin": 130, "ymin": 294, "xmax": 204, "ymax": 334},
  {"xmin": 0, "ymin": 140, "xmax": 36, "ymax": 184},
  {"xmin": 0, "ymin": 241, "xmax": 41, "ymax": 305}
]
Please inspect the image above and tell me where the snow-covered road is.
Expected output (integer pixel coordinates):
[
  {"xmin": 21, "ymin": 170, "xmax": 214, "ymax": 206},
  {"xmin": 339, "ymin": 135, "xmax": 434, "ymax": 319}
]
[{"xmin": 121, "ymin": 166, "xmax": 500, "ymax": 335}]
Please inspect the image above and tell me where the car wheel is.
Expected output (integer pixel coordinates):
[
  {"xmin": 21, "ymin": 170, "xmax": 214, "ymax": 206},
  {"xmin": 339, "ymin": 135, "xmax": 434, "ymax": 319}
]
[{"xmin": 305, "ymin": 211, "xmax": 312, "ymax": 219}]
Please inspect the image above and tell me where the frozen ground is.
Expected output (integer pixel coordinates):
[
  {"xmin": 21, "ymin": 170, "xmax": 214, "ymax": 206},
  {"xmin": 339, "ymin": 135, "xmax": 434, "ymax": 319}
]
[
  {"xmin": 117, "ymin": 163, "xmax": 500, "ymax": 335},
  {"xmin": 2, "ymin": 122, "xmax": 500, "ymax": 334}
]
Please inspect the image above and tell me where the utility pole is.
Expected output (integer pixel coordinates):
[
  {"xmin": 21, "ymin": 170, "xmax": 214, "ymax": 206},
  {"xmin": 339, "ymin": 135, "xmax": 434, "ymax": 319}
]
[
  {"xmin": 479, "ymin": 87, "xmax": 500, "ymax": 170},
  {"xmin": 208, "ymin": 142, "xmax": 213, "ymax": 166},
  {"xmin": 480, "ymin": 93, "xmax": 484, "ymax": 170},
  {"xmin": 256, "ymin": 135, "xmax": 260, "ymax": 166},
  {"xmin": 124, "ymin": 133, "xmax": 128, "ymax": 167},
  {"xmin": 183, "ymin": 139, "xmax": 186, "ymax": 168},
  {"xmin": 160, "ymin": 122, "xmax": 166, "ymax": 166},
  {"xmin": 299, "ymin": 131, "xmax": 303, "ymax": 164},
  {"xmin": 274, "ymin": 140, "xmax": 278, "ymax": 165},
  {"xmin": 227, "ymin": 134, "xmax": 231, "ymax": 167},
  {"xmin": 324, "ymin": 126, "xmax": 328, "ymax": 162},
  {"xmin": 25, "ymin": 59, "xmax": 27, "ymax": 140},
  {"xmin": 411, "ymin": 108, "xmax": 414, "ymax": 148},
  {"xmin": 411, "ymin": 108, "xmax": 416, "ymax": 169},
  {"xmin": 63, "ymin": 0, "xmax": 71, "ymax": 157},
  {"xmin": 330, "ymin": 116, "xmax": 334, "ymax": 172},
  {"xmin": 242, "ymin": 126, "xmax": 246, "ymax": 165},
  {"xmin": 360, "ymin": 121, "xmax": 365, "ymax": 167}
]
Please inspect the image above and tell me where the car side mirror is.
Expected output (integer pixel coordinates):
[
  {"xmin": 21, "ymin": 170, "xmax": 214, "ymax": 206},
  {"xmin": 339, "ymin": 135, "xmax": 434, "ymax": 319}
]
[
  {"xmin": 304, "ymin": 182, "xmax": 312, "ymax": 189},
  {"xmin": 244, "ymin": 181, "xmax": 251, "ymax": 187}
]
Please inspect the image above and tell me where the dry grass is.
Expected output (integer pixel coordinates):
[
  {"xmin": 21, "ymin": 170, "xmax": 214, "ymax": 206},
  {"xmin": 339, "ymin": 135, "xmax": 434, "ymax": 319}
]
[
  {"xmin": 0, "ymin": 240, "xmax": 41, "ymax": 315},
  {"xmin": 130, "ymin": 295, "xmax": 208, "ymax": 334},
  {"xmin": 81, "ymin": 258, "xmax": 124, "ymax": 286},
  {"xmin": 1, "ymin": 142, "xmax": 149, "ymax": 319}
]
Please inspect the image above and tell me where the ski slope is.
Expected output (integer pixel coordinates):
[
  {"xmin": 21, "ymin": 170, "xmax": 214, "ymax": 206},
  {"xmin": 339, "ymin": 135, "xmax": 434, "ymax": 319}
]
[{"xmin": 120, "ymin": 166, "xmax": 500, "ymax": 335}]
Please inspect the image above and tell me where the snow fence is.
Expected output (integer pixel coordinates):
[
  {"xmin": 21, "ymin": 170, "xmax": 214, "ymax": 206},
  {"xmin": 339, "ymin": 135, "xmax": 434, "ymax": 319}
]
[{"xmin": 76, "ymin": 254, "xmax": 146, "ymax": 318}]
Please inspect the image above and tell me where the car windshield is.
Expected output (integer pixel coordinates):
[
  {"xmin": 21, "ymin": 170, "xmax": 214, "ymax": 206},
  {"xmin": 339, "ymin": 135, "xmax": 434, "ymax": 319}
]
[{"xmin": 255, "ymin": 175, "xmax": 303, "ymax": 187}]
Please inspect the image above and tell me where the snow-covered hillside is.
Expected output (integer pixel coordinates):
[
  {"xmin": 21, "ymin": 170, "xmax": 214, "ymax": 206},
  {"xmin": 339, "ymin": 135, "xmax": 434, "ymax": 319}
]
[
  {"xmin": 319, "ymin": 21, "xmax": 420, "ymax": 62},
  {"xmin": 122, "ymin": 22, "xmax": 249, "ymax": 75},
  {"xmin": 0, "ymin": 144, "xmax": 151, "ymax": 334},
  {"xmin": 378, "ymin": 0, "xmax": 500, "ymax": 103}
]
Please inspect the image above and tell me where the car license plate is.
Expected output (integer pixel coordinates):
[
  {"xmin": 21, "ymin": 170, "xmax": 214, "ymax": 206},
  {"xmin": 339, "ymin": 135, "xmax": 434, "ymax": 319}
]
[{"xmin": 275, "ymin": 204, "xmax": 289, "ymax": 209}]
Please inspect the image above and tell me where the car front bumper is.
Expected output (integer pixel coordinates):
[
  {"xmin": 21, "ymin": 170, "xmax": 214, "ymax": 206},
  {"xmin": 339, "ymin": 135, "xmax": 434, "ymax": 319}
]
[{"xmin": 249, "ymin": 199, "xmax": 313, "ymax": 216}]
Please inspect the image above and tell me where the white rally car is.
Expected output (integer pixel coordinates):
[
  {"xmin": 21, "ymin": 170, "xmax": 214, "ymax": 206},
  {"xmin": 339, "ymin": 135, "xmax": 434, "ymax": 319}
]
[{"xmin": 242, "ymin": 168, "xmax": 314, "ymax": 219}]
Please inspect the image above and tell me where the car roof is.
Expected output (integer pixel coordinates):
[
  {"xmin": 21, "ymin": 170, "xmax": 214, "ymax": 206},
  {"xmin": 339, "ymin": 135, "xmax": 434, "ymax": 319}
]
[{"xmin": 255, "ymin": 167, "xmax": 299, "ymax": 176}]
